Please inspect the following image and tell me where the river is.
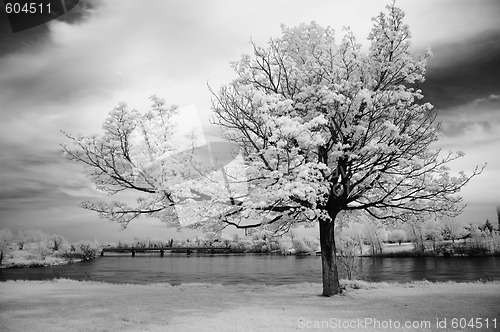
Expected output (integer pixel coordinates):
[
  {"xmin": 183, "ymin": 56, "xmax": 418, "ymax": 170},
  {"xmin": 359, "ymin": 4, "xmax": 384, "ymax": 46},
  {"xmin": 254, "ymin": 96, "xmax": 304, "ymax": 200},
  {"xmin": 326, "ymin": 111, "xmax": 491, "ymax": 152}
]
[{"xmin": 1, "ymin": 254, "xmax": 499, "ymax": 284}]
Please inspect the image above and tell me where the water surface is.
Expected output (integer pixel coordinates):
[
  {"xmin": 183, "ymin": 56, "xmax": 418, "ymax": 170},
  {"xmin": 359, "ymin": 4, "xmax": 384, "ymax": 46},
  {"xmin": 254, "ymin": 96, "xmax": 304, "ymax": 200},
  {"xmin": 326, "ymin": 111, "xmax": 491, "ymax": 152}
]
[{"xmin": 1, "ymin": 254, "xmax": 499, "ymax": 284}]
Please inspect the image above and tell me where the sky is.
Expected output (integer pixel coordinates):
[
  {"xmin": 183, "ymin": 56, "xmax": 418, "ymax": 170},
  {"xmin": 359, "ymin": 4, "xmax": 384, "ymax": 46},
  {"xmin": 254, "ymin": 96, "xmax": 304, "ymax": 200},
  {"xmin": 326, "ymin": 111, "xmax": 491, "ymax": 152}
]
[{"xmin": 0, "ymin": 0, "xmax": 499, "ymax": 242}]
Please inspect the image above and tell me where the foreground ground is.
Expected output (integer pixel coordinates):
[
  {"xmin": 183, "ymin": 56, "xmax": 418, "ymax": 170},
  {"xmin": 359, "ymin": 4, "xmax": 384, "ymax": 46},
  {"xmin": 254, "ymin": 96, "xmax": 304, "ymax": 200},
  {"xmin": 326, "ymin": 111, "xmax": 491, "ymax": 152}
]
[{"xmin": 0, "ymin": 280, "xmax": 499, "ymax": 331}]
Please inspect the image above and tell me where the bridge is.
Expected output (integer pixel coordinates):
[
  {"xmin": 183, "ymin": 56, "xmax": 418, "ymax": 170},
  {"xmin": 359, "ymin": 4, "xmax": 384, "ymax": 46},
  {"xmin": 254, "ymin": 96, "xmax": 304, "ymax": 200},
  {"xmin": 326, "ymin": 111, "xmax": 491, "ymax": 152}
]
[{"xmin": 101, "ymin": 246, "xmax": 233, "ymax": 257}]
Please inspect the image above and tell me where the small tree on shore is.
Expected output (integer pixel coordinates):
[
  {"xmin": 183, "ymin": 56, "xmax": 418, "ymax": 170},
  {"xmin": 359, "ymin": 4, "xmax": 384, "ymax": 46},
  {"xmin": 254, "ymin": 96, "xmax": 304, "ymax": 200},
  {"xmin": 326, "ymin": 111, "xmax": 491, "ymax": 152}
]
[
  {"xmin": 404, "ymin": 216, "xmax": 427, "ymax": 254},
  {"xmin": 482, "ymin": 219, "xmax": 493, "ymax": 234},
  {"xmin": 335, "ymin": 233, "xmax": 358, "ymax": 280},
  {"xmin": 388, "ymin": 229, "xmax": 406, "ymax": 245},
  {"xmin": 423, "ymin": 220, "xmax": 443, "ymax": 252},
  {"xmin": 362, "ymin": 219, "xmax": 387, "ymax": 255},
  {"xmin": 16, "ymin": 230, "xmax": 48, "ymax": 251},
  {"xmin": 441, "ymin": 218, "xmax": 467, "ymax": 243},
  {"xmin": 75, "ymin": 240, "xmax": 101, "ymax": 261},
  {"xmin": 49, "ymin": 234, "xmax": 70, "ymax": 252},
  {"xmin": 340, "ymin": 221, "xmax": 365, "ymax": 255},
  {"xmin": 496, "ymin": 205, "xmax": 500, "ymax": 230},
  {"xmin": 0, "ymin": 229, "xmax": 14, "ymax": 265}
]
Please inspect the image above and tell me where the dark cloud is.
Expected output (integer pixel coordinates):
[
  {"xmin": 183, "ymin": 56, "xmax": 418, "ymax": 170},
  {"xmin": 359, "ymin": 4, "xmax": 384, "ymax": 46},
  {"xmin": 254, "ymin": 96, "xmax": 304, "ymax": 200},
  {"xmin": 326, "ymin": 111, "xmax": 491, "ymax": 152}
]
[
  {"xmin": 422, "ymin": 30, "xmax": 500, "ymax": 110},
  {"xmin": 440, "ymin": 121, "xmax": 492, "ymax": 138},
  {"xmin": 1, "ymin": 0, "xmax": 499, "ymax": 240},
  {"xmin": 437, "ymin": 94, "xmax": 500, "ymax": 137},
  {"xmin": 0, "ymin": 146, "xmax": 100, "ymax": 213},
  {"xmin": 0, "ymin": 0, "xmax": 97, "ymax": 57}
]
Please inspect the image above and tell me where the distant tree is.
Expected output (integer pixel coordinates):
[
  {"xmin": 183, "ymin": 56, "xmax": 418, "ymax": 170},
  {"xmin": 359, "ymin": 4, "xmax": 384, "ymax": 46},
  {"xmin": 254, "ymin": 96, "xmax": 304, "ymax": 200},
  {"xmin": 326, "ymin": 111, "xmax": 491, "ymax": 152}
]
[
  {"xmin": 278, "ymin": 236, "xmax": 294, "ymax": 254},
  {"xmin": 303, "ymin": 236, "xmax": 320, "ymax": 252},
  {"xmin": 335, "ymin": 233, "xmax": 358, "ymax": 280},
  {"xmin": 423, "ymin": 220, "xmax": 443, "ymax": 252},
  {"xmin": 0, "ymin": 229, "xmax": 14, "ymax": 265},
  {"xmin": 497, "ymin": 205, "xmax": 500, "ymax": 230},
  {"xmin": 339, "ymin": 221, "xmax": 365, "ymax": 255},
  {"xmin": 362, "ymin": 219, "xmax": 387, "ymax": 255},
  {"xmin": 220, "ymin": 234, "xmax": 233, "ymax": 248},
  {"xmin": 404, "ymin": 217, "xmax": 426, "ymax": 254},
  {"xmin": 193, "ymin": 236, "xmax": 202, "ymax": 247},
  {"xmin": 466, "ymin": 223, "xmax": 484, "ymax": 242},
  {"xmin": 441, "ymin": 218, "xmax": 468, "ymax": 243},
  {"xmin": 132, "ymin": 237, "xmax": 148, "ymax": 248},
  {"xmin": 289, "ymin": 237, "xmax": 308, "ymax": 254},
  {"xmin": 75, "ymin": 240, "xmax": 101, "ymax": 260},
  {"xmin": 483, "ymin": 219, "xmax": 493, "ymax": 234},
  {"xmin": 203, "ymin": 232, "xmax": 219, "ymax": 246},
  {"xmin": 15, "ymin": 230, "xmax": 52, "ymax": 259},
  {"xmin": 250, "ymin": 231, "xmax": 270, "ymax": 252},
  {"xmin": 387, "ymin": 229, "xmax": 406, "ymax": 245},
  {"xmin": 233, "ymin": 237, "xmax": 254, "ymax": 252},
  {"xmin": 34, "ymin": 241, "xmax": 52, "ymax": 259},
  {"xmin": 17, "ymin": 230, "xmax": 47, "ymax": 251},
  {"xmin": 49, "ymin": 234, "xmax": 70, "ymax": 252}
]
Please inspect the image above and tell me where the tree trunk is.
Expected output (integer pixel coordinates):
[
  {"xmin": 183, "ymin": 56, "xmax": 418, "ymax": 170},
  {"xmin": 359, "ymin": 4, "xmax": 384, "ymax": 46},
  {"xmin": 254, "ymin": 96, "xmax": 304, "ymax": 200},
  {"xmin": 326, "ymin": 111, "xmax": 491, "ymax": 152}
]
[{"xmin": 319, "ymin": 215, "xmax": 341, "ymax": 296}]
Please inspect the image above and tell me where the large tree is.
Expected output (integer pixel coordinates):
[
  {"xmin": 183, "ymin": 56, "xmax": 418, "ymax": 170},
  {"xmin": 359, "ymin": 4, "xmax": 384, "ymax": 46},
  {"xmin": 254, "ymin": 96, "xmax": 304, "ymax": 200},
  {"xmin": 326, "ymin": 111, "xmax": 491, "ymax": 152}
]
[
  {"xmin": 210, "ymin": 4, "xmax": 481, "ymax": 295},
  {"xmin": 63, "ymin": 4, "xmax": 481, "ymax": 297}
]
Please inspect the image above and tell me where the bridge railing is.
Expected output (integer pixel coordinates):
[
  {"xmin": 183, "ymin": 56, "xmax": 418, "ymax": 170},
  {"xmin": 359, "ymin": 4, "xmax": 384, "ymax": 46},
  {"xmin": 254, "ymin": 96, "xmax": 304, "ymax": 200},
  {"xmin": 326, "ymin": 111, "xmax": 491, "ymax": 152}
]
[{"xmin": 100, "ymin": 246, "xmax": 232, "ymax": 256}]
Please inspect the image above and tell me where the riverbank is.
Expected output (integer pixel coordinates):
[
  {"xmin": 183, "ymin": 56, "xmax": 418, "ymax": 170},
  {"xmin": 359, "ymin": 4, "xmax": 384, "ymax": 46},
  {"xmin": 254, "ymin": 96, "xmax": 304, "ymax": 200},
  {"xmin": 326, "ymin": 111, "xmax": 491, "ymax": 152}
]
[
  {"xmin": 0, "ymin": 249, "xmax": 83, "ymax": 269},
  {"xmin": 349, "ymin": 240, "xmax": 500, "ymax": 258},
  {"xmin": 2, "ymin": 239, "xmax": 497, "ymax": 271},
  {"xmin": 1, "ymin": 280, "xmax": 498, "ymax": 331}
]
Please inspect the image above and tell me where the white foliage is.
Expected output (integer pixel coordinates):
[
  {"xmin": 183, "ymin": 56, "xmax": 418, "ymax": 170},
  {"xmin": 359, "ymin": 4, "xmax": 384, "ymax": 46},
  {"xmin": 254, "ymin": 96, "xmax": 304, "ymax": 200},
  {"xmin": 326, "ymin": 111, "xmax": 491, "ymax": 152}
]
[
  {"xmin": 62, "ymin": 4, "xmax": 480, "ymax": 242},
  {"xmin": 211, "ymin": 3, "xmax": 480, "ymax": 231}
]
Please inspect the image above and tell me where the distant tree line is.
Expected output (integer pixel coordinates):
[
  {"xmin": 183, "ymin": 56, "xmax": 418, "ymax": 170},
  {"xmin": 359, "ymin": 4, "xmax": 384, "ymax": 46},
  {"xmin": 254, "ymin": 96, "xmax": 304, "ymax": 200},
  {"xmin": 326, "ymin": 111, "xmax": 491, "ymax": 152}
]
[
  {"xmin": 106, "ymin": 231, "xmax": 321, "ymax": 255},
  {"xmin": 336, "ymin": 210, "xmax": 500, "ymax": 258},
  {"xmin": 3, "ymin": 211, "xmax": 498, "ymax": 268},
  {"xmin": 0, "ymin": 229, "xmax": 101, "ymax": 267}
]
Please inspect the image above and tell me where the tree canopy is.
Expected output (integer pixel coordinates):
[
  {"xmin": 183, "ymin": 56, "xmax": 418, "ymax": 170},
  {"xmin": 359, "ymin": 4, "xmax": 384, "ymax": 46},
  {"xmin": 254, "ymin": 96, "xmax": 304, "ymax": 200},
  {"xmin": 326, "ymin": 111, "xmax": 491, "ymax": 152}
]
[
  {"xmin": 210, "ymin": 4, "xmax": 482, "ymax": 295},
  {"xmin": 212, "ymin": 7, "xmax": 481, "ymax": 226},
  {"xmin": 62, "ymin": 96, "xmax": 240, "ymax": 230},
  {"xmin": 63, "ymin": 3, "xmax": 482, "ymax": 296}
]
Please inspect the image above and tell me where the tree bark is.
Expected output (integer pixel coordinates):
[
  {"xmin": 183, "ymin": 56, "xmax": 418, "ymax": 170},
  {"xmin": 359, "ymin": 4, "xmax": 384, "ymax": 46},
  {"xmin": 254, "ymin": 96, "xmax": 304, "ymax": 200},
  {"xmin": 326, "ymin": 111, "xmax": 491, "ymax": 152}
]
[{"xmin": 319, "ymin": 213, "xmax": 341, "ymax": 296}]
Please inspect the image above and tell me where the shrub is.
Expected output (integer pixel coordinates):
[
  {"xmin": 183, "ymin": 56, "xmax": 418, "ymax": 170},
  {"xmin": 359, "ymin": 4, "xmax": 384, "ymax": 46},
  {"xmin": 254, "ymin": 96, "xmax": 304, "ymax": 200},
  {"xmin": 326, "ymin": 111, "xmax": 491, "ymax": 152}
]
[
  {"xmin": 291, "ymin": 238, "xmax": 315, "ymax": 255},
  {"xmin": 75, "ymin": 240, "xmax": 101, "ymax": 260},
  {"xmin": 387, "ymin": 229, "xmax": 407, "ymax": 245}
]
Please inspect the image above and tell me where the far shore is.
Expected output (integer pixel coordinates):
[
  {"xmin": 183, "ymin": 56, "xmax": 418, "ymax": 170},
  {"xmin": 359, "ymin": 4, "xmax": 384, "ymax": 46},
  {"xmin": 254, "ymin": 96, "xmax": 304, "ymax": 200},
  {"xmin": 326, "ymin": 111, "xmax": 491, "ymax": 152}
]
[
  {"xmin": 1, "ymin": 279, "xmax": 499, "ymax": 331},
  {"xmin": 2, "ymin": 240, "xmax": 498, "ymax": 270},
  {"xmin": 0, "ymin": 256, "xmax": 83, "ymax": 269}
]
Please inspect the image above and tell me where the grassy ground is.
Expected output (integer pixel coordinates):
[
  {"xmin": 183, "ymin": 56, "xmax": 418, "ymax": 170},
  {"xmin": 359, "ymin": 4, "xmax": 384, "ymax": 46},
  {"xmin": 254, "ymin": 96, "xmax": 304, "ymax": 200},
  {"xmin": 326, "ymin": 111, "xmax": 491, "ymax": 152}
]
[{"xmin": 1, "ymin": 279, "xmax": 499, "ymax": 331}]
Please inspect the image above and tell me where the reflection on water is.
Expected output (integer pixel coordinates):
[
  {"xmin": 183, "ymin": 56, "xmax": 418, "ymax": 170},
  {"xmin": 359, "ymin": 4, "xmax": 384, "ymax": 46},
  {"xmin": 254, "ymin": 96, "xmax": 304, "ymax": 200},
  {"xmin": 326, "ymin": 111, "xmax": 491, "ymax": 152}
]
[
  {"xmin": 359, "ymin": 256, "xmax": 500, "ymax": 282},
  {"xmin": 1, "ymin": 254, "xmax": 499, "ymax": 285}
]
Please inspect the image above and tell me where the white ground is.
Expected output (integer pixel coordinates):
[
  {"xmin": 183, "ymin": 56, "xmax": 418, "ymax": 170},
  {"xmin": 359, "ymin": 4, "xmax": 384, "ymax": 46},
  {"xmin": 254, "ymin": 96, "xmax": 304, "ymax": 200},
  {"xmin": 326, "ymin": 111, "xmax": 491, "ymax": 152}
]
[{"xmin": 0, "ymin": 280, "xmax": 499, "ymax": 331}]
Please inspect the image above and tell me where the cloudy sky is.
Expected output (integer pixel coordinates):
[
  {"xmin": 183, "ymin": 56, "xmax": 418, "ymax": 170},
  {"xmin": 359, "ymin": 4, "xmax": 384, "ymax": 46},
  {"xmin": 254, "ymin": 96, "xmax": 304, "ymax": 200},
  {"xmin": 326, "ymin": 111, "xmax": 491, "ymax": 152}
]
[{"xmin": 0, "ymin": 0, "xmax": 499, "ymax": 242}]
